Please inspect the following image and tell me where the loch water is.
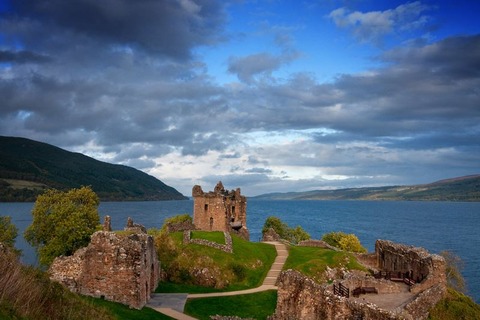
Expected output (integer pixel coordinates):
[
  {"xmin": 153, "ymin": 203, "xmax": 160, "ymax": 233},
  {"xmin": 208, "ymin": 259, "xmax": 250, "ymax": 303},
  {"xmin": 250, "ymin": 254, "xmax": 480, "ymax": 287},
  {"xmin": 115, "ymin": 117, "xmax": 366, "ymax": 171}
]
[{"xmin": 3, "ymin": 200, "xmax": 480, "ymax": 303}]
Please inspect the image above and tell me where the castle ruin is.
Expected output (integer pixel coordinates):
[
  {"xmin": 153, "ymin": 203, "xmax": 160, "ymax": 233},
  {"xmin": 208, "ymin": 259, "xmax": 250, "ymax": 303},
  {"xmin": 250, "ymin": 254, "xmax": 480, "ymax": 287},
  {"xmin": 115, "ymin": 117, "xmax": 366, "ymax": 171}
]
[
  {"xmin": 192, "ymin": 181, "xmax": 249, "ymax": 240},
  {"xmin": 271, "ymin": 239, "xmax": 447, "ymax": 320},
  {"xmin": 49, "ymin": 217, "xmax": 159, "ymax": 309}
]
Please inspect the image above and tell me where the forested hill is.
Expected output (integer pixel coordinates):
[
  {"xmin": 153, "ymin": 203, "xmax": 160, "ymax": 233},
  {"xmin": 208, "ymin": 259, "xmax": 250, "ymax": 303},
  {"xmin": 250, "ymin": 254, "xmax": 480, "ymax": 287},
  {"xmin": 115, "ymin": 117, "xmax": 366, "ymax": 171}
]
[
  {"xmin": 0, "ymin": 136, "xmax": 187, "ymax": 202},
  {"xmin": 253, "ymin": 175, "xmax": 480, "ymax": 202}
]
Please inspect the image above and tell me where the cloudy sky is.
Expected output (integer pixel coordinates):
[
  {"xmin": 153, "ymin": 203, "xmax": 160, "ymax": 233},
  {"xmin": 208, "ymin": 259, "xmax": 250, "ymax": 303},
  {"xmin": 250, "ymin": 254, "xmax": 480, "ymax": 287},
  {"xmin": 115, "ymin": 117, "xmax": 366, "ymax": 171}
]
[{"xmin": 1, "ymin": 0, "xmax": 479, "ymax": 196}]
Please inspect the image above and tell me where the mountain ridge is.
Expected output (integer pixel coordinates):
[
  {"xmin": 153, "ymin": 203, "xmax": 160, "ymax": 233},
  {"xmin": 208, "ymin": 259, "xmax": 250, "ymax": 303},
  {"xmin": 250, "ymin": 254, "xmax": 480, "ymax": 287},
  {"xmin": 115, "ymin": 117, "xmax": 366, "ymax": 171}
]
[
  {"xmin": 252, "ymin": 175, "xmax": 480, "ymax": 201},
  {"xmin": 0, "ymin": 136, "xmax": 187, "ymax": 202}
]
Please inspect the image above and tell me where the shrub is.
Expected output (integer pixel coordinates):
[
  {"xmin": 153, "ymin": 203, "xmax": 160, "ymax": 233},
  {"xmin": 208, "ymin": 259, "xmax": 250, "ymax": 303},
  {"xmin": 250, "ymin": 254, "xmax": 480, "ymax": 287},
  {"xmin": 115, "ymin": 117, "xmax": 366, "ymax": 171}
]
[
  {"xmin": 262, "ymin": 216, "xmax": 310, "ymax": 244},
  {"xmin": 322, "ymin": 231, "xmax": 367, "ymax": 253}
]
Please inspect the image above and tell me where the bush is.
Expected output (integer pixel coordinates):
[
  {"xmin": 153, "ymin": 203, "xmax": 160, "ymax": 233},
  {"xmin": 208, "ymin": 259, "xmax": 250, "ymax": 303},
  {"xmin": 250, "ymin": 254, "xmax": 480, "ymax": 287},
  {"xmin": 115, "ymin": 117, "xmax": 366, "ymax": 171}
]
[
  {"xmin": 262, "ymin": 216, "xmax": 310, "ymax": 244},
  {"xmin": 322, "ymin": 231, "xmax": 367, "ymax": 253}
]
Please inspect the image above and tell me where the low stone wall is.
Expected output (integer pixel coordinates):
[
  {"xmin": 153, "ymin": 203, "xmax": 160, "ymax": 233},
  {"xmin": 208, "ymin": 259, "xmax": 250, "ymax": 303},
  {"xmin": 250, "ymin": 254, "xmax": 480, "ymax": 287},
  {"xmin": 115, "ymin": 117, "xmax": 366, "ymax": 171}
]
[
  {"xmin": 183, "ymin": 231, "xmax": 233, "ymax": 253},
  {"xmin": 403, "ymin": 283, "xmax": 446, "ymax": 319},
  {"xmin": 298, "ymin": 239, "xmax": 339, "ymax": 251}
]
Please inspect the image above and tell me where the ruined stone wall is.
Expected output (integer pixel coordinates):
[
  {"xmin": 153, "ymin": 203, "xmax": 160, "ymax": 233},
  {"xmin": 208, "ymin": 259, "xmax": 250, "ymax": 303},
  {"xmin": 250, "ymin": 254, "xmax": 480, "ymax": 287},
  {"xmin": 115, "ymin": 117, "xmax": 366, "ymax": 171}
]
[
  {"xmin": 192, "ymin": 182, "xmax": 249, "ymax": 240},
  {"xmin": 375, "ymin": 240, "xmax": 447, "ymax": 293},
  {"xmin": 270, "ymin": 270, "xmax": 400, "ymax": 320},
  {"xmin": 50, "ymin": 218, "xmax": 159, "ymax": 309},
  {"xmin": 270, "ymin": 240, "xmax": 448, "ymax": 320}
]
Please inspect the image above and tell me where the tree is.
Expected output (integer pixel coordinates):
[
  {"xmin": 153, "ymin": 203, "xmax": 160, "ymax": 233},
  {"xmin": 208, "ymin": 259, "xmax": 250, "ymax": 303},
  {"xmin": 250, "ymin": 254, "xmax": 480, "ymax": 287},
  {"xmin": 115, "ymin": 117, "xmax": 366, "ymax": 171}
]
[
  {"xmin": 0, "ymin": 215, "xmax": 18, "ymax": 248},
  {"xmin": 24, "ymin": 186, "xmax": 100, "ymax": 266},
  {"xmin": 322, "ymin": 231, "xmax": 367, "ymax": 253},
  {"xmin": 262, "ymin": 216, "xmax": 310, "ymax": 244}
]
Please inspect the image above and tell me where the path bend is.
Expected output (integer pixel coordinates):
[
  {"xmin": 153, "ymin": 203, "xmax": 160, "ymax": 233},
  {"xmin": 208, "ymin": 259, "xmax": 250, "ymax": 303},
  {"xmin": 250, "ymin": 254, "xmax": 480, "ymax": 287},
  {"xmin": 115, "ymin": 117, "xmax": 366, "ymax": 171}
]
[{"xmin": 147, "ymin": 241, "xmax": 288, "ymax": 319}]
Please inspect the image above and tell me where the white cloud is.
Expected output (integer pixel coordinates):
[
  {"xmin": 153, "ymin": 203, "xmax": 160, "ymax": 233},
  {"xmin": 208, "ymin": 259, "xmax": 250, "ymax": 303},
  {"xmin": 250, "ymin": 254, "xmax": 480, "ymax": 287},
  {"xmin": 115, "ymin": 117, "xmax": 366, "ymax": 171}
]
[{"xmin": 329, "ymin": 2, "xmax": 431, "ymax": 44}]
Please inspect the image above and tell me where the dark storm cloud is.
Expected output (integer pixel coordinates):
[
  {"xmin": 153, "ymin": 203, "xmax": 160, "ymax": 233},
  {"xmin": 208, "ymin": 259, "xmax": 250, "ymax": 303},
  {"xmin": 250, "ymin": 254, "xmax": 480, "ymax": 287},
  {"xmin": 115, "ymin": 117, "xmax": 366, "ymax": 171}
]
[
  {"xmin": 10, "ymin": 0, "xmax": 226, "ymax": 59},
  {"xmin": 0, "ymin": 0, "xmax": 479, "ymax": 194},
  {"xmin": 0, "ymin": 50, "xmax": 50, "ymax": 63},
  {"xmin": 228, "ymin": 34, "xmax": 480, "ymax": 142}
]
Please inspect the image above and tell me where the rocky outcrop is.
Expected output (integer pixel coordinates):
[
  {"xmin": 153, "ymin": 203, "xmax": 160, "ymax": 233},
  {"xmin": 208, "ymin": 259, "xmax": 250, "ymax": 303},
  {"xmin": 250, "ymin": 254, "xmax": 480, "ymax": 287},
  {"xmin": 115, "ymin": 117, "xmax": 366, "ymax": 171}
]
[{"xmin": 49, "ymin": 217, "xmax": 159, "ymax": 309}]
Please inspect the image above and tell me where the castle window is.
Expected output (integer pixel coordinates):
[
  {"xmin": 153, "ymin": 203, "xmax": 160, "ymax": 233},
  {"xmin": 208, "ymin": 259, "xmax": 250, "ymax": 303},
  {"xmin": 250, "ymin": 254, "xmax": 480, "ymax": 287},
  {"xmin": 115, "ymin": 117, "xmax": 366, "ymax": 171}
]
[
  {"xmin": 204, "ymin": 204, "xmax": 208, "ymax": 213},
  {"xmin": 232, "ymin": 206, "xmax": 235, "ymax": 215}
]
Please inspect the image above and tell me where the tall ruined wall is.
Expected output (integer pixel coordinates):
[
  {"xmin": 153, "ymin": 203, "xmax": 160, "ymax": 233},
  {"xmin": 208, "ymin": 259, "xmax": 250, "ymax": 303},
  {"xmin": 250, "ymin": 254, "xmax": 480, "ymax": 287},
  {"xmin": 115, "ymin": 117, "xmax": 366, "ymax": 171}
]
[
  {"xmin": 192, "ymin": 181, "xmax": 249, "ymax": 240},
  {"xmin": 375, "ymin": 240, "xmax": 446, "ymax": 293},
  {"xmin": 50, "ymin": 218, "xmax": 159, "ymax": 309}
]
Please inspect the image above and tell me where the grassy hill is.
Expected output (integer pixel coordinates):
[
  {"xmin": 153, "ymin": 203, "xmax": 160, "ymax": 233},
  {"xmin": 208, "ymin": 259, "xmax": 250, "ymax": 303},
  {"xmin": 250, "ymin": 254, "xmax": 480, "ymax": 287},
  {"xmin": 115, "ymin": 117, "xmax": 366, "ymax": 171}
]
[
  {"xmin": 253, "ymin": 175, "xmax": 480, "ymax": 202},
  {"xmin": 0, "ymin": 136, "xmax": 187, "ymax": 202}
]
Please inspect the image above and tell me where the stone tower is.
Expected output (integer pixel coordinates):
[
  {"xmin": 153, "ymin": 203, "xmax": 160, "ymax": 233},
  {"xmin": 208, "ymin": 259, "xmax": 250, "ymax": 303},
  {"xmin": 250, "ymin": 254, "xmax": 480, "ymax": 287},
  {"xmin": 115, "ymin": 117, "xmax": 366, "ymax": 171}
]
[{"xmin": 192, "ymin": 181, "xmax": 249, "ymax": 240}]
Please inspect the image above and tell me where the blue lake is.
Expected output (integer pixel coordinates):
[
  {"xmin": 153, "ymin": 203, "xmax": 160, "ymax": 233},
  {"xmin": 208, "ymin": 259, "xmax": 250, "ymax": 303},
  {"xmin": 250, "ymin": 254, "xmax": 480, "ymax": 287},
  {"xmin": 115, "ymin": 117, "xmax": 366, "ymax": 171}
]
[{"xmin": 3, "ymin": 200, "xmax": 479, "ymax": 303}]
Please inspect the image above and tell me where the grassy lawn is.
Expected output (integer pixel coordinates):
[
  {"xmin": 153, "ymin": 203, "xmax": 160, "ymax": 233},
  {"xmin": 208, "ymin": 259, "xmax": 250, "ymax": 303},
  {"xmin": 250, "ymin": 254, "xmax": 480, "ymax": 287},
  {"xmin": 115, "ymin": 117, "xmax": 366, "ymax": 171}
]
[
  {"xmin": 184, "ymin": 290, "xmax": 277, "ymax": 320},
  {"xmin": 283, "ymin": 246, "xmax": 367, "ymax": 282},
  {"xmin": 156, "ymin": 232, "xmax": 277, "ymax": 293},
  {"xmin": 87, "ymin": 297, "xmax": 174, "ymax": 320},
  {"xmin": 191, "ymin": 230, "xmax": 225, "ymax": 244}
]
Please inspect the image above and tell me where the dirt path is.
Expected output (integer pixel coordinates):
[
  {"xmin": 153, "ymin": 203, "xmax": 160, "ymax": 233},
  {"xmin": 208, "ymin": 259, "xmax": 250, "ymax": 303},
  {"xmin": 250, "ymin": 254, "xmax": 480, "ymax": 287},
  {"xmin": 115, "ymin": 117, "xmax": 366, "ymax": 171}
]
[{"xmin": 147, "ymin": 241, "xmax": 288, "ymax": 319}]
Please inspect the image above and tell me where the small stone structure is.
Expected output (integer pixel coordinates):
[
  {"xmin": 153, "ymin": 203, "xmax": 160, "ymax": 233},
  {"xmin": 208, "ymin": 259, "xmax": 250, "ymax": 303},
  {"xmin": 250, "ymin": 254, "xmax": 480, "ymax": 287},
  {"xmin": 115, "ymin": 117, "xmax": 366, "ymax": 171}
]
[
  {"xmin": 192, "ymin": 181, "xmax": 249, "ymax": 240},
  {"xmin": 49, "ymin": 217, "xmax": 159, "ymax": 309},
  {"xmin": 269, "ymin": 239, "xmax": 447, "ymax": 320}
]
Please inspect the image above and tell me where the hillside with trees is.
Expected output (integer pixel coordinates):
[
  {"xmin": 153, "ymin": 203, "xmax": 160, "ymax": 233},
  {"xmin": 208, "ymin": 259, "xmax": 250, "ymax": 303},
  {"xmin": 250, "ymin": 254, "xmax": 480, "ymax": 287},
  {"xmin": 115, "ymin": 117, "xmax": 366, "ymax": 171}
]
[
  {"xmin": 253, "ymin": 175, "xmax": 480, "ymax": 202},
  {"xmin": 0, "ymin": 136, "xmax": 187, "ymax": 202}
]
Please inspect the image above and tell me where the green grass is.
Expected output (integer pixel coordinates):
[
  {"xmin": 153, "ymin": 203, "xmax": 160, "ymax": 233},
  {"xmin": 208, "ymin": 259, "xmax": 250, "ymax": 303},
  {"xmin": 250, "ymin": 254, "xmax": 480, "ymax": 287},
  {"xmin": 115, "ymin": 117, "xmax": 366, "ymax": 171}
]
[
  {"xmin": 191, "ymin": 231, "xmax": 226, "ymax": 244},
  {"xmin": 87, "ymin": 297, "xmax": 174, "ymax": 320},
  {"xmin": 156, "ymin": 232, "xmax": 277, "ymax": 293},
  {"xmin": 283, "ymin": 246, "xmax": 367, "ymax": 283},
  {"xmin": 184, "ymin": 290, "xmax": 277, "ymax": 320},
  {"xmin": 428, "ymin": 288, "xmax": 480, "ymax": 320}
]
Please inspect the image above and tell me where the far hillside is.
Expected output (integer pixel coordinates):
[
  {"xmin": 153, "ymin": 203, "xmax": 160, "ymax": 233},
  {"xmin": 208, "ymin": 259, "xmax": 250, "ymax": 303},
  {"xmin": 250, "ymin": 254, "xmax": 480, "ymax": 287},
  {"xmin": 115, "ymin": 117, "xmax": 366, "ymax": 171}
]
[
  {"xmin": 0, "ymin": 136, "xmax": 187, "ymax": 202},
  {"xmin": 253, "ymin": 175, "xmax": 480, "ymax": 202}
]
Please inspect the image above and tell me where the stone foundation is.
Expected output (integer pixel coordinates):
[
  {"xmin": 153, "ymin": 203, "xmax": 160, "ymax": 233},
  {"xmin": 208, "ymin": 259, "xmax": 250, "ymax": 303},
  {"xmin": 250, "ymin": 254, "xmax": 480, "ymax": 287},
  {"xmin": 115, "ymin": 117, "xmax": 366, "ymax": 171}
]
[{"xmin": 49, "ymin": 217, "xmax": 159, "ymax": 309}]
